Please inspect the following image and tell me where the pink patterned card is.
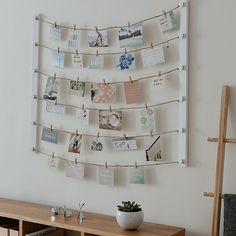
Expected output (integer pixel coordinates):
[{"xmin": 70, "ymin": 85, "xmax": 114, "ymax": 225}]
[{"xmin": 123, "ymin": 80, "xmax": 141, "ymax": 104}]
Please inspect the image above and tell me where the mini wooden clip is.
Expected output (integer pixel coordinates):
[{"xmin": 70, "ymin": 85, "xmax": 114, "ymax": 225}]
[
  {"xmin": 76, "ymin": 129, "xmax": 78, "ymax": 135},
  {"xmin": 159, "ymin": 70, "xmax": 161, "ymax": 77},
  {"xmin": 103, "ymin": 78, "xmax": 106, "ymax": 85},
  {"xmin": 109, "ymin": 105, "xmax": 112, "ymax": 112},
  {"xmin": 105, "ymin": 162, "xmax": 108, "ymax": 169},
  {"xmin": 150, "ymin": 131, "xmax": 154, "ymax": 138},
  {"xmin": 54, "ymin": 22, "xmax": 57, "ymax": 28},
  {"xmin": 123, "ymin": 133, "xmax": 127, "ymax": 140},
  {"xmin": 52, "ymin": 152, "xmax": 55, "ymax": 159},
  {"xmin": 129, "ymin": 76, "xmax": 132, "ymax": 83},
  {"xmin": 54, "ymin": 73, "xmax": 57, "ymax": 80},
  {"xmin": 55, "ymin": 100, "xmax": 58, "ymax": 105},
  {"xmin": 95, "ymin": 26, "xmax": 99, "ymax": 32},
  {"xmin": 57, "ymin": 47, "xmax": 60, "ymax": 54},
  {"xmin": 50, "ymin": 125, "xmax": 53, "ymax": 131},
  {"xmin": 76, "ymin": 49, "xmax": 79, "ymax": 56},
  {"xmin": 74, "ymin": 24, "xmax": 77, "ymax": 31},
  {"xmin": 124, "ymin": 48, "xmax": 127, "ymax": 55},
  {"xmin": 162, "ymin": 10, "xmax": 167, "ymax": 17},
  {"xmin": 145, "ymin": 103, "xmax": 148, "ymax": 110},
  {"xmin": 150, "ymin": 42, "xmax": 154, "ymax": 49},
  {"xmin": 135, "ymin": 161, "xmax": 138, "ymax": 168},
  {"xmin": 97, "ymin": 132, "xmax": 100, "ymax": 138},
  {"xmin": 128, "ymin": 21, "xmax": 131, "ymax": 28},
  {"xmin": 75, "ymin": 158, "xmax": 78, "ymax": 165},
  {"xmin": 96, "ymin": 50, "xmax": 99, "ymax": 57},
  {"xmin": 166, "ymin": 41, "xmax": 170, "ymax": 49},
  {"xmin": 82, "ymin": 104, "xmax": 84, "ymax": 110}
]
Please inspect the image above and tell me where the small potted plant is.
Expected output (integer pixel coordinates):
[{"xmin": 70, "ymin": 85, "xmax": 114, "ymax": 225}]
[{"xmin": 116, "ymin": 201, "xmax": 144, "ymax": 230}]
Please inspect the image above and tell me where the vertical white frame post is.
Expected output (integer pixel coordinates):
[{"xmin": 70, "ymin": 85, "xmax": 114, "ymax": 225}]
[
  {"xmin": 31, "ymin": 15, "xmax": 40, "ymax": 152},
  {"xmin": 179, "ymin": 0, "xmax": 189, "ymax": 166}
]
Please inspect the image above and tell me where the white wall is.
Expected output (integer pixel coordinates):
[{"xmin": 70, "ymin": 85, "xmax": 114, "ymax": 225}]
[{"xmin": 0, "ymin": 0, "xmax": 236, "ymax": 236}]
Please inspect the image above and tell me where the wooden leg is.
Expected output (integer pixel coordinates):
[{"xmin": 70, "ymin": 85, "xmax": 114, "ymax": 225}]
[{"xmin": 211, "ymin": 86, "xmax": 230, "ymax": 236}]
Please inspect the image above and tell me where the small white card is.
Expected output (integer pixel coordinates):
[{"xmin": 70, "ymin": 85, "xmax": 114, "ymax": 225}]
[
  {"xmin": 139, "ymin": 108, "xmax": 156, "ymax": 132},
  {"xmin": 72, "ymin": 54, "xmax": 83, "ymax": 68},
  {"xmin": 89, "ymin": 56, "xmax": 104, "ymax": 69},
  {"xmin": 91, "ymin": 137, "xmax": 104, "ymax": 151},
  {"xmin": 46, "ymin": 102, "xmax": 65, "ymax": 115},
  {"xmin": 144, "ymin": 136, "xmax": 162, "ymax": 161},
  {"xmin": 141, "ymin": 45, "xmax": 165, "ymax": 68},
  {"xmin": 98, "ymin": 167, "xmax": 114, "ymax": 186},
  {"xmin": 65, "ymin": 163, "xmax": 84, "ymax": 180},
  {"xmin": 129, "ymin": 167, "xmax": 145, "ymax": 184},
  {"xmin": 51, "ymin": 51, "xmax": 65, "ymax": 68},
  {"xmin": 76, "ymin": 108, "xmax": 89, "ymax": 125},
  {"xmin": 158, "ymin": 10, "xmax": 177, "ymax": 33},
  {"xmin": 112, "ymin": 138, "xmax": 137, "ymax": 151},
  {"xmin": 152, "ymin": 76, "xmax": 165, "ymax": 89},
  {"xmin": 50, "ymin": 25, "xmax": 61, "ymax": 41},
  {"xmin": 67, "ymin": 30, "xmax": 78, "ymax": 49}
]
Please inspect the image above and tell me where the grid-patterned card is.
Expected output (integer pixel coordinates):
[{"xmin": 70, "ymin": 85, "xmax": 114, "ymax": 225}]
[{"xmin": 123, "ymin": 80, "xmax": 141, "ymax": 104}]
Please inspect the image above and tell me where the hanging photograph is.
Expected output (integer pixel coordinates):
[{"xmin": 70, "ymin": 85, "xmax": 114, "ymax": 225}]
[
  {"xmin": 118, "ymin": 23, "xmax": 143, "ymax": 48},
  {"xmin": 46, "ymin": 102, "xmax": 65, "ymax": 115},
  {"xmin": 71, "ymin": 54, "xmax": 83, "ymax": 68},
  {"xmin": 98, "ymin": 167, "xmax": 114, "ymax": 186},
  {"xmin": 67, "ymin": 30, "xmax": 78, "ymax": 49},
  {"xmin": 123, "ymin": 80, "xmax": 141, "ymax": 104},
  {"xmin": 116, "ymin": 53, "xmax": 135, "ymax": 71},
  {"xmin": 112, "ymin": 138, "xmax": 137, "ymax": 151},
  {"xmin": 44, "ymin": 77, "xmax": 58, "ymax": 101},
  {"xmin": 65, "ymin": 162, "xmax": 84, "ymax": 180},
  {"xmin": 158, "ymin": 10, "xmax": 177, "ymax": 33},
  {"xmin": 88, "ymin": 30, "xmax": 108, "ymax": 47},
  {"xmin": 91, "ymin": 136, "xmax": 104, "ymax": 151},
  {"xmin": 99, "ymin": 110, "xmax": 122, "ymax": 131},
  {"xmin": 145, "ymin": 136, "xmax": 162, "ymax": 161},
  {"xmin": 69, "ymin": 80, "xmax": 85, "ymax": 96},
  {"xmin": 129, "ymin": 167, "xmax": 145, "ymax": 184},
  {"xmin": 41, "ymin": 127, "xmax": 59, "ymax": 144},
  {"xmin": 89, "ymin": 55, "xmax": 104, "ymax": 69},
  {"xmin": 91, "ymin": 83, "xmax": 116, "ymax": 103},
  {"xmin": 68, "ymin": 133, "xmax": 82, "ymax": 154},
  {"xmin": 51, "ymin": 51, "xmax": 65, "ymax": 68},
  {"xmin": 141, "ymin": 45, "xmax": 165, "ymax": 68},
  {"xmin": 76, "ymin": 108, "xmax": 89, "ymax": 126},
  {"xmin": 50, "ymin": 24, "xmax": 61, "ymax": 41},
  {"xmin": 139, "ymin": 108, "xmax": 156, "ymax": 132}
]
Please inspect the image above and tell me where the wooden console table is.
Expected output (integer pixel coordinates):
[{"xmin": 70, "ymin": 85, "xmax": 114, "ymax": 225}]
[{"xmin": 0, "ymin": 198, "xmax": 185, "ymax": 236}]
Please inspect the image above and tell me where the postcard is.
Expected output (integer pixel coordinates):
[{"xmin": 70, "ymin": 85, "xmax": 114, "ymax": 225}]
[
  {"xmin": 98, "ymin": 167, "xmax": 114, "ymax": 186},
  {"xmin": 65, "ymin": 163, "xmax": 84, "ymax": 180},
  {"xmin": 112, "ymin": 137, "xmax": 137, "ymax": 151},
  {"xmin": 141, "ymin": 45, "xmax": 165, "ymax": 68},
  {"xmin": 46, "ymin": 102, "xmax": 65, "ymax": 115},
  {"xmin": 76, "ymin": 108, "xmax": 89, "ymax": 126},
  {"xmin": 91, "ymin": 137, "xmax": 104, "ymax": 151},
  {"xmin": 44, "ymin": 77, "xmax": 58, "ymax": 101},
  {"xmin": 116, "ymin": 53, "xmax": 135, "ymax": 71},
  {"xmin": 50, "ymin": 24, "xmax": 61, "ymax": 41},
  {"xmin": 72, "ymin": 54, "xmax": 83, "ymax": 68},
  {"xmin": 69, "ymin": 80, "xmax": 85, "ymax": 96},
  {"xmin": 152, "ymin": 76, "xmax": 165, "ymax": 89},
  {"xmin": 88, "ymin": 30, "xmax": 108, "ymax": 47},
  {"xmin": 123, "ymin": 80, "xmax": 140, "ymax": 104},
  {"xmin": 99, "ymin": 110, "xmax": 122, "ymax": 131},
  {"xmin": 51, "ymin": 51, "xmax": 65, "ymax": 68},
  {"xmin": 139, "ymin": 108, "xmax": 156, "ymax": 132},
  {"xmin": 91, "ymin": 83, "xmax": 116, "ymax": 103},
  {"xmin": 68, "ymin": 133, "xmax": 82, "ymax": 154},
  {"xmin": 67, "ymin": 30, "xmax": 78, "ymax": 49},
  {"xmin": 41, "ymin": 127, "xmax": 59, "ymax": 144},
  {"xmin": 129, "ymin": 167, "xmax": 145, "ymax": 184},
  {"xmin": 118, "ymin": 23, "xmax": 143, "ymax": 48},
  {"xmin": 145, "ymin": 136, "xmax": 162, "ymax": 161},
  {"xmin": 89, "ymin": 55, "xmax": 104, "ymax": 69},
  {"xmin": 158, "ymin": 10, "xmax": 177, "ymax": 33}
]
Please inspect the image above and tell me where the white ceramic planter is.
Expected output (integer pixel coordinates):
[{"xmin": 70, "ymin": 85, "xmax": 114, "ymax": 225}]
[{"xmin": 116, "ymin": 210, "xmax": 144, "ymax": 230}]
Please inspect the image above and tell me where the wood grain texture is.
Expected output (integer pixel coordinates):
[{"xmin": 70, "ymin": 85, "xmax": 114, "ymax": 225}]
[{"xmin": 0, "ymin": 198, "xmax": 185, "ymax": 236}]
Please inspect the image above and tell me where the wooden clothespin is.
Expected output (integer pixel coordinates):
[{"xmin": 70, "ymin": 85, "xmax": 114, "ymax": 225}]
[
  {"xmin": 150, "ymin": 42, "xmax": 154, "ymax": 49},
  {"xmin": 145, "ymin": 103, "xmax": 148, "ymax": 110},
  {"xmin": 55, "ymin": 100, "xmax": 58, "ymax": 106},
  {"xmin": 52, "ymin": 152, "xmax": 55, "ymax": 159},
  {"xmin": 77, "ymin": 76, "xmax": 80, "ymax": 82},
  {"xmin": 166, "ymin": 41, "xmax": 170, "ymax": 49},
  {"xmin": 103, "ymin": 78, "xmax": 106, "ymax": 85},
  {"xmin": 129, "ymin": 76, "xmax": 132, "ymax": 84},
  {"xmin": 97, "ymin": 132, "xmax": 100, "ymax": 138},
  {"xmin": 76, "ymin": 49, "xmax": 79, "ymax": 56},
  {"xmin": 158, "ymin": 70, "xmax": 162, "ymax": 77},
  {"xmin": 76, "ymin": 129, "xmax": 78, "ymax": 135},
  {"xmin": 105, "ymin": 162, "xmax": 108, "ymax": 169},
  {"xmin": 75, "ymin": 158, "xmax": 78, "ymax": 165},
  {"xmin": 123, "ymin": 133, "xmax": 127, "ymax": 140},
  {"xmin": 109, "ymin": 105, "xmax": 112, "ymax": 112},
  {"xmin": 82, "ymin": 104, "xmax": 84, "ymax": 111},
  {"xmin": 74, "ymin": 24, "xmax": 77, "ymax": 31},
  {"xmin": 150, "ymin": 131, "xmax": 154, "ymax": 138},
  {"xmin": 135, "ymin": 161, "xmax": 138, "ymax": 168},
  {"xmin": 54, "ymin": 73, "xmax": 57, "ymax": 80},
  {"xmin": 54, "ymin": 22, "xmax": 57, "ymax": 28},
  {"xmin": 128, "ymin": 21, "xmax": 131, "ymax": 28},
  {"xmin": 95, "ymin": 26, "xmax": 99, "ymax": 32},
  {"xmin": 57, "ymin": 47, "xmax": 60, "ymax": 54},
  {"xmin": 96, "ymin": 50, "xmax": 99, "ymax": 57},
  {"xmin": 162, "ymin": 10, "xmax": 167, "ymax": 17},
  {"xmin": 124, "ymin": 48, "xmax": 127, "ymax": 55},
  {"xmin": 50, "ymin": 125, "xmax": 53, "ymax": 131}
]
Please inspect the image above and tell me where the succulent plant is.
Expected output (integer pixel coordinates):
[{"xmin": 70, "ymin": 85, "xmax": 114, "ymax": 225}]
[{"xmin": 117, "ymin": 201, "xmax": 142, "ymax": 212}]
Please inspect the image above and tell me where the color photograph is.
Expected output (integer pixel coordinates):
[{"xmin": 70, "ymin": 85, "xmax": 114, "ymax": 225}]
[{"xmin": 68, "ymin": 133, "xmax": 82, "ymax": 154}]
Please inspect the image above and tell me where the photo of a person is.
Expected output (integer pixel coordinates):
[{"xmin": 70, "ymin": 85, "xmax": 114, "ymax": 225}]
[
  {"xmin": 99, "ymin": 110, "xmax": 122, "ymax": 131},
  {"xmin": 68, "ymin": 134, "xmax": 82, "ymax": 154}
]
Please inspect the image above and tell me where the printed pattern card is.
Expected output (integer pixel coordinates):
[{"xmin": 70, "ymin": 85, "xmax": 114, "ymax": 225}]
[
  {"xmin": 152, "ymin": 75, "xmax": 165, "ymax": 89},
  {"xmin": 139, "ymin": 108, "xmax": 156, "ymax": 132},
  {"xmin": 129, "ymin": 167, "xmax": 145, "ymax": 184},
  {"xmin": 50, "ymin": 24, "xmax": 61, "ymax": 41},
  {"xmin": 41, "ymin": 127, "xmax": 59, "ymax": 144},
  {"xmin": 46, "ymin": 102, "xmax": 65, "ymax": 115},
  {"xmin": 76, "ymin": 108, "xmax": 89, "ymax": 126},
  {"xmin": 112, "ymin": 138, "xmax": 137, "ymax": 151},
  {"xmin": 141, "ymin": 45, "xmax": 165, "ymax": 68},
  {"xmin": 68, "ymin": 134, "xmax": 82, "ymax": 154},
  {"xmin": 72, "ymin": 54, "xmax": 83, "ymax": 68},
  {"xmin": 44, "ymin": 77, "xmax": 58, "ymax": 101},
  {"xmin": 124, "ymin": 80, "xmax": 140, "ymax": 104},
  {"xmin": 89, "ymin": 55, "xmax": 104, "ymax": 69},
  {"xmin": 118, "ymin": 23, "xmax": 143, "ymax": 48},
  {"xmin": 98, "ymin": 167, "xmax": 114, "ymax": 186},
  {"xmin": 91, "ymin": 137, "xmax": 104, "ymax": 151},
  {"xmin": 158, "ymin": 10, "xmax": 177, "ymax": 33},
  {"xmin": 69, "ymin": 80, "xmax": 85, "ymax": 96},
  {"xmin": 88, "ymin": 30, "xmax": 108, "ymax": 47},
  {"xmin": 51, "ymin": 51, "xmax": 65, "ymax": 68},
  {"xmin": 116, "ymin": 53, "xmax": 135, "ymax": 71},
  {"xmin": 67, "ymin": 30, "xmax": 78, "ymax": 49},
  {"xmin": 99, "ymin": 110, "xmax": 122, "ymax": 131},
  {"xmin": 145, "ymin": 136, "xmax": 162, "ymax": 161},
  {"xmin": 65, "ymin": 163, "xmax": 84, "ymax": 180},
  {"xmin": 91, "ymin": 83, "xmax": 116, "ymax": 103}
]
